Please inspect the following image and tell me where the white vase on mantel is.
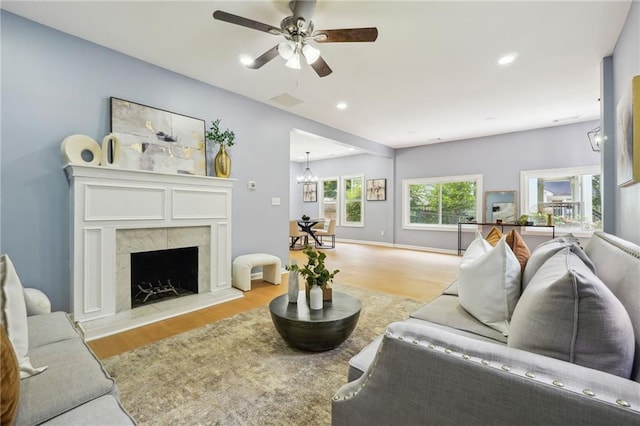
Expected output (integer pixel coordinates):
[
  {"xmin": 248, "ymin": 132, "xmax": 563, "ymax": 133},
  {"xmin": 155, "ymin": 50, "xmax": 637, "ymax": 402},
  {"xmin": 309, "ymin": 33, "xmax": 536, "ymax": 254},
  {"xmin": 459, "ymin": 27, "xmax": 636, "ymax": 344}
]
[
  {"xmin": 288, "ymin": 260, "xmax": 299, "ymax": 304},
  {"xmin": 310, "ymin": 284, "xmax": 323, "ymax": 310}
]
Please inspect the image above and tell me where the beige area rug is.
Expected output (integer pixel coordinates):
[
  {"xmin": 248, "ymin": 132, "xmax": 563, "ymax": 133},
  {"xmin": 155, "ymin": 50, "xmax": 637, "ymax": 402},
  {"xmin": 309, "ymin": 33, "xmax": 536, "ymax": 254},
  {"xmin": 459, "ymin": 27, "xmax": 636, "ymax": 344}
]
[{"xmin": 103, "ymin": 284, "xmax": 423, "ymax": 425}]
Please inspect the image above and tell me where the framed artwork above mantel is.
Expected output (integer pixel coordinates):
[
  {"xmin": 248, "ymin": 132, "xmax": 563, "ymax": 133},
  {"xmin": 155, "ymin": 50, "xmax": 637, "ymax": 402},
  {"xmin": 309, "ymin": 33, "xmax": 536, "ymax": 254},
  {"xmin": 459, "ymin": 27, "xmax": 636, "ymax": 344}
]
[{"xmin": 110, "ymin": 97, "xmax": 206, "ymax": 176}]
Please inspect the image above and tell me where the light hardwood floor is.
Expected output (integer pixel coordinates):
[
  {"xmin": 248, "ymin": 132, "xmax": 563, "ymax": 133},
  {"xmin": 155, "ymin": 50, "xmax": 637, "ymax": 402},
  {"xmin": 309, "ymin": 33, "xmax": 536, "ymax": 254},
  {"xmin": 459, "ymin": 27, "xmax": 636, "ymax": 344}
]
[{"xmin": 88, "ymin": 242, "xmax": 461, "ymax": 359}]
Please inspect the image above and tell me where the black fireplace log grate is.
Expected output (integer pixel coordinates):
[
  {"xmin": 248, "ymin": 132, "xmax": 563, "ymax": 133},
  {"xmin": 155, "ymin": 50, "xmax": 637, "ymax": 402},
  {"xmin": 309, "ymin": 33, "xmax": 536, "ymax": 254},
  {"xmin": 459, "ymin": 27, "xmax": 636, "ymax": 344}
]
[{"xmin": 134, "ymin": 280, "xmax": 180, "ymax": 303}]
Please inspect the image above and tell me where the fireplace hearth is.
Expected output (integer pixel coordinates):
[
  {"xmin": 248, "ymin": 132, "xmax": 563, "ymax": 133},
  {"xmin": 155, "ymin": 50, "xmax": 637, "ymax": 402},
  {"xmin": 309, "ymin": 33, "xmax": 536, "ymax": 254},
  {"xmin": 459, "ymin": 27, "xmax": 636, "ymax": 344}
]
[{"xmin": 130, "ymin": 246, "xmax": 199, "ymax": 308}]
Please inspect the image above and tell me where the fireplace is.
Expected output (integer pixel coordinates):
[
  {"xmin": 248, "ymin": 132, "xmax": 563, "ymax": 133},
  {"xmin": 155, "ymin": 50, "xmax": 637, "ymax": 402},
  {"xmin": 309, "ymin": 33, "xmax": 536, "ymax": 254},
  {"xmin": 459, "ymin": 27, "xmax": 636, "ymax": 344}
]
[
  {"xmin": 130, "ymin": 246, "xmax": 199, "ymax": 308},
  {"xmin": 114, "ymin": 226, "xmax": 213, "ymax": 313},
  {"xmin": 65, "ymin": 164, "xmax": 240, "ymax": 339}
]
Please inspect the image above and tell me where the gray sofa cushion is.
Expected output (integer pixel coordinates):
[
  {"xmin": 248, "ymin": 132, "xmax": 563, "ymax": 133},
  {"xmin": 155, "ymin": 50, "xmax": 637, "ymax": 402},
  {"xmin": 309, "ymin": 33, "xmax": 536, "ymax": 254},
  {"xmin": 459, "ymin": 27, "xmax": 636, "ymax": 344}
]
[
  {"xmin": 522, "ymin": 236, "xmax": 595, "ymax": 289},
  {"xmin": 41, "ymin": 395, "xmax": 135, "ymax": 425},
  {"xmin": 410, "ymin": 295, "xmax": 507, "ymax": 343},
  {"xmin": 28, "ymin": 312, "xmax": 81, "ymax": 349},
  {"xmin": 509, "ymin": 248, "xmax": 635, "ymax": 378},
  {"xmin": 585, "ymin": 231, "xmax": 640, "ymax": 382},
  {"xmin": 441, "ymin": 280, "xmax": 458, "ymax": 296},
  {"xmin": 16, "ymin": 338, "xmax": 116, "ymax": 425}
]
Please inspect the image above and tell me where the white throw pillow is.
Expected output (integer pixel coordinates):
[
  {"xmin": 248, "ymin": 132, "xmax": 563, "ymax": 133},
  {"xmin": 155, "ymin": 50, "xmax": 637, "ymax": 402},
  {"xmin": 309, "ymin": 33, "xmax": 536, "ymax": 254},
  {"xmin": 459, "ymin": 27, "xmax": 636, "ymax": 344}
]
[
  {"xmin": 458, "ymin": 236, "xmax": 521, "ymax": 336},
  {"xmin": 460, "ymin": 231, "xmax": 493, "ymax": 263},
  {"xmin": 0, "ymin": 255, "xmax": 47, "ymax": 378}
]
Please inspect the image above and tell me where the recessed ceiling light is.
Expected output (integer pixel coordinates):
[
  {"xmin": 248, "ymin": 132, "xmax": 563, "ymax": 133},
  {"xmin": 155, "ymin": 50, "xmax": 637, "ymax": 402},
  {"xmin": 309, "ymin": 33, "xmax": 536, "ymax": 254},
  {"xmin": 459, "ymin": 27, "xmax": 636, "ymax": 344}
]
[
  {"xmin": 498, "ymin": 53, "xmax": 518, "ymax": 66},
  {"xmin": 336, "ymin": 102, "xmax": 348, "ymax": 110},
  {"xmin": 239, "ymin": 55, "xmax": 254, "ymax": 66}
]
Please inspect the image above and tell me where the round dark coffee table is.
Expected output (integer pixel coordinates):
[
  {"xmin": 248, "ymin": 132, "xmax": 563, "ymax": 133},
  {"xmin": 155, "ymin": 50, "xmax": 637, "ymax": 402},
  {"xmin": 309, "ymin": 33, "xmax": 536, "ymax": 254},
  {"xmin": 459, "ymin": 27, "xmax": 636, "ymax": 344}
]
[{"xmin": 269, "ymin": 291, "xmax": 361, "ymax": 352}]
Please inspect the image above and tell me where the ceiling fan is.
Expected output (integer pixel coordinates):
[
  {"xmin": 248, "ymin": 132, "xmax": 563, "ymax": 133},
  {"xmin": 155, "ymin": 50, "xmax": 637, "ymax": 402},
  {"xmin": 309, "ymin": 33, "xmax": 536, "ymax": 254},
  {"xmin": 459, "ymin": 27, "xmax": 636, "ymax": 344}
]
[{"xmin": 213, "ymin": 0, "xmax": 378, "ymax": 78}]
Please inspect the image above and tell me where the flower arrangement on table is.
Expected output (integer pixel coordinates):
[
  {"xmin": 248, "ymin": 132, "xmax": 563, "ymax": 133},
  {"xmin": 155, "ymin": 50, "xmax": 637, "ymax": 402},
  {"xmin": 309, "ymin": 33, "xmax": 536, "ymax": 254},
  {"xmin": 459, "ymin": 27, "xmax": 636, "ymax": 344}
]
[{"xmin": 286, "ymin": 245, "xmax": 339, "ymax": 301}]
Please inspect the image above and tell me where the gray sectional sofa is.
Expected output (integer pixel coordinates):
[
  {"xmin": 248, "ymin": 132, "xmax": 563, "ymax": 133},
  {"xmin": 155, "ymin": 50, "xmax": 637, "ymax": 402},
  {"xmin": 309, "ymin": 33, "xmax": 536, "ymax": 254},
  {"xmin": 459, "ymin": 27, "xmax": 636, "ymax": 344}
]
[
  {"xmin": 1, "ymin": 255, "xmax": 135, "ymax": 426},
  {"xmin": 332, "ymin": 231, "xmax": 640, "ymax": 425},
  {"xmin": 17, "ymin": 299, "xmax": 135, "ymax": 425}
]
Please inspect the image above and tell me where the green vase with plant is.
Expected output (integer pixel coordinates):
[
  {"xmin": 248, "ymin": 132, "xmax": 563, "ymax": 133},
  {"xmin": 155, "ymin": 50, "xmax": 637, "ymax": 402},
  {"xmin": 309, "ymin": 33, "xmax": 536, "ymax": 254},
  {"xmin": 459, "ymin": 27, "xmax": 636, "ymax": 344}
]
[
  {"xmin": 206, "ymin": 119, "xmax": 235, "ymax": 178},
  {"xmin": 286, "ymin": 245, "xmax": 339, "ymax": 302}
]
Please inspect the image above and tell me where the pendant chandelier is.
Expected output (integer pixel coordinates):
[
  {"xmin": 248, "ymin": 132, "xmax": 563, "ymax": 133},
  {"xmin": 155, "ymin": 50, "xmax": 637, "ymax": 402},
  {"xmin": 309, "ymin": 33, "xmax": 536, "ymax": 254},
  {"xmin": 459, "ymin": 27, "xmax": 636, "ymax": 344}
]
[{"xmin": 297, "ymin": 151, "xmax": 318, "ymax": 184}]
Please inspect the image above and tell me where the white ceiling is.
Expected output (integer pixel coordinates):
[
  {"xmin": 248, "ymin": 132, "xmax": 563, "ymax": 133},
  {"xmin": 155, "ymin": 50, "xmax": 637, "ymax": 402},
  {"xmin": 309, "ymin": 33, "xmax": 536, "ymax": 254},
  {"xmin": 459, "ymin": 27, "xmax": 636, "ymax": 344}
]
[{"xmin": 2, "ymin": 1, "xmax": 631, "ymax": 162}]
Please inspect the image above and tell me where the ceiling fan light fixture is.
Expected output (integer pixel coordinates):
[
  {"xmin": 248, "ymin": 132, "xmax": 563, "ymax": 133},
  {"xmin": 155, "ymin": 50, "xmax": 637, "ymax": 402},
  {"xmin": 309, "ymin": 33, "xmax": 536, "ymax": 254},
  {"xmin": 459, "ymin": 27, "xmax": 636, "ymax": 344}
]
[
  {"xmin": 285, "ymin": 53, "xmax": 301, "ymax": 70},
  {"xmin": 278, "ymin": 40, "xmax": 296, "ymax": 60},
  {"xmin": 302, "ymin": 44, "xmax": 320, "ymax": 64}
]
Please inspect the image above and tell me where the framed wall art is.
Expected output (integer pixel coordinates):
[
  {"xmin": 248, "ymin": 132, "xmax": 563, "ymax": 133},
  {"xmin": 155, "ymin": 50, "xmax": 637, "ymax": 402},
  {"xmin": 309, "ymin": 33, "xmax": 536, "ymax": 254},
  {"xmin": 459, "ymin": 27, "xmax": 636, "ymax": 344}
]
[
  {"xmin": 110, "ymin": 97, "xmax": 206, "ymax": 175},
  {"xmin": 303, "ymin": 183, "xmax": 317, "ymax": 202},
  {"xmin": 366, "ymin": 178, "xmax": 387, "ymax": 201},
  {"xmin": 616, "ymin": 75, "xmax": 640, "ymax": 187},
  {"xmin": 485, "ymin": 191, "xmax": 517, "ymax": 223}
]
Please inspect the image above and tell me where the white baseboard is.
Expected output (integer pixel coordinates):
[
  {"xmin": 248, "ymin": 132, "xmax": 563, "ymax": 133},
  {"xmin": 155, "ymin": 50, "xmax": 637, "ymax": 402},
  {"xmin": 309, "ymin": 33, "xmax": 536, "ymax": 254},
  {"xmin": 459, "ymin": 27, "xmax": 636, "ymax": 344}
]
[
  {"xmin": 335, "ymin": 238, "xmax": 395, "ymax": 247},
  {"xmin": 335, "ymin": 238, "xmax": 458, "ymax": 255},
  {"xmin": 390, "ymin": 243, "xmax": 458, "ymax": 256}
]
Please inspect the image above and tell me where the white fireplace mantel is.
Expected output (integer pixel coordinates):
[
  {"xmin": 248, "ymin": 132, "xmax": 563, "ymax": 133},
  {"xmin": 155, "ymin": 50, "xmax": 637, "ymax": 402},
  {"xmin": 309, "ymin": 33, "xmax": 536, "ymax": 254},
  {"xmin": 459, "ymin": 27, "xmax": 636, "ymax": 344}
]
[{"xmin": 65, "ymin": 164, "xmax": 239, "ymax": 336}]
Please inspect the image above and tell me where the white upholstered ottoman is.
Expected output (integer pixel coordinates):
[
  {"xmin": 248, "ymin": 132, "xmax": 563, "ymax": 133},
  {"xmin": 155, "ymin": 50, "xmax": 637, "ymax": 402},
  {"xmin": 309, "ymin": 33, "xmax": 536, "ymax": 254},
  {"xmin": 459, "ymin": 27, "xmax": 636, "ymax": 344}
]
[{"xmin": 232, "ymin": 253, "xmax": 282, "ymax": 291}]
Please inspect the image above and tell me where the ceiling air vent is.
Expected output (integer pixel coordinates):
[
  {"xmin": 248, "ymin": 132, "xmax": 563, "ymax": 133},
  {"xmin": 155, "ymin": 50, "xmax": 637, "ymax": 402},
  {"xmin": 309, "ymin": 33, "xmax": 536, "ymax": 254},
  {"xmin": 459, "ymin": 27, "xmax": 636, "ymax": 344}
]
[{"xmin": 270, "ymin": 93, "xmax": 304, "ymax": 107}]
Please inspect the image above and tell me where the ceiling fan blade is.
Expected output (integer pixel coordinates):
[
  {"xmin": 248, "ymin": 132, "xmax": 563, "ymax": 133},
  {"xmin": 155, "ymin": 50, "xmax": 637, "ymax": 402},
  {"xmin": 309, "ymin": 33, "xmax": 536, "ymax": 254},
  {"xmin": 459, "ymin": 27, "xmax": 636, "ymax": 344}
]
[
  {"xmin": 247, "ymin": 46, "xmax": 280, "ymax": 69},
  {"xmin": 213, "ymin": 10, "xmax": 282, "ymax": 36},
  {"xmin": 313, "ymin": 28, "xmax": 378, "ymax": 43},
  {"xmin": 310, "ymin": 56, "xmax": 332, "ymax": 78}
]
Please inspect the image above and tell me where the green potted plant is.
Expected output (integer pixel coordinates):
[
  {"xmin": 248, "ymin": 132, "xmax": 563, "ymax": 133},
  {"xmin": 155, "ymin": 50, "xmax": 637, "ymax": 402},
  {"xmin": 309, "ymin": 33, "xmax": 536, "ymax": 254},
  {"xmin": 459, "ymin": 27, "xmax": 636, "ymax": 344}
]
[
  {"xmin": 286, "ymin": 245, "xmax": 339, "ymax": 301},
  {"xmin": 205, "ymin": 119, "xmax": 235, "ymax": 178}
]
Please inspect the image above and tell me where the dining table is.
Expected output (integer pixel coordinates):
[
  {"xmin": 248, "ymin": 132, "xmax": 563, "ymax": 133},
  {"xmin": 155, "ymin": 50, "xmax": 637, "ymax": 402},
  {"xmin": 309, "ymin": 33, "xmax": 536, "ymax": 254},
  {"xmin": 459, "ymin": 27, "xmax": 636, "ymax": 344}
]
[{"xmin": 297, "ymin": 219, "xmax": 325, "ymax": 247}]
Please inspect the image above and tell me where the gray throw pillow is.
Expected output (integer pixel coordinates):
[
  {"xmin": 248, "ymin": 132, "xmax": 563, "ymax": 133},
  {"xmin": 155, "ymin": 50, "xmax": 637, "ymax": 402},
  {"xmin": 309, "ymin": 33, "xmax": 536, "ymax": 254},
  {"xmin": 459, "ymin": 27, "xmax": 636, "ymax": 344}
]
[
  {"xmin": 522, "ymin": 236, "xmax": 595, "ymax": 290},
  {"xmin": 508, "ymin": 248, "xmax": 634, "ymax": 378}
]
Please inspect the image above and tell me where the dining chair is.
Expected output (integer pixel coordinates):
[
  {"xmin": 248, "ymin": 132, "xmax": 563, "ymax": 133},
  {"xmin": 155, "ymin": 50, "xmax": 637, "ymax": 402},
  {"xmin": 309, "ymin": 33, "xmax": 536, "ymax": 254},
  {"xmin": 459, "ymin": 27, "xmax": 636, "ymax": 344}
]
[
  {"xmin": 314, "ymin": 219, "xmax": 336, "ymax": 248},
  {"xmin": 289, "ymin": 220, "xmax": 307, "ymax": 249},
  {"xmin": 311, "ymin": 219, "xmax": 326, "ymax": 231}
]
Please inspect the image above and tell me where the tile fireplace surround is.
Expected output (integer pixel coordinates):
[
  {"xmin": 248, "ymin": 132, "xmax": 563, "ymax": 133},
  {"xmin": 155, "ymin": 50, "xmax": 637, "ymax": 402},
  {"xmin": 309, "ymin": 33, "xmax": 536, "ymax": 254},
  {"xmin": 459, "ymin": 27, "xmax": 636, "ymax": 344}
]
[{"xmin": 64, "ymin": 164, "xmax": 241, "ymax": 340}]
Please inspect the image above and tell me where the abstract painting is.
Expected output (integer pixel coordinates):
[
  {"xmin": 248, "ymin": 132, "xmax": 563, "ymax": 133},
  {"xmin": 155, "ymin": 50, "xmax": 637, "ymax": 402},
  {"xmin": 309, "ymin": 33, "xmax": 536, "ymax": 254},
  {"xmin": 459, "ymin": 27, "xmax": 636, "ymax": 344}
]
[
  {"xmin": 303, "ymin": 183, "xmax": 317, "ymax": 202},
  {"xmin": 366, "ymin": 178, "xmax": 386, "ymax": 201},
  {"xmin": 110, "ymin": 97, "xmax": 206, "ymax": 175},
  {"xmin": 616, "ymin": 76, "xmax": 640, "ymax": 186}
]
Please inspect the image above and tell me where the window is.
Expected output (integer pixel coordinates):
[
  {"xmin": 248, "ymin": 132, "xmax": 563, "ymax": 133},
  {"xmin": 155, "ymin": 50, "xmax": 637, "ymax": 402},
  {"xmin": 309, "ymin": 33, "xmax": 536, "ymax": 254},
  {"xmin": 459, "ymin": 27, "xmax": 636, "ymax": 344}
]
[
  {"xmin": 342, "ymin": 175, "xmax": 364, "ymax": 226},
  {"xmin": 520, "ymin": 166, "xmax": 601, "ymax": 233},
  {"xmin": 319, "ymin": 178, "xmax": 338, "ymax": 223},
  {"xmin": 403, "ymin": 175, "xmax": 482, "ymax": 229}
]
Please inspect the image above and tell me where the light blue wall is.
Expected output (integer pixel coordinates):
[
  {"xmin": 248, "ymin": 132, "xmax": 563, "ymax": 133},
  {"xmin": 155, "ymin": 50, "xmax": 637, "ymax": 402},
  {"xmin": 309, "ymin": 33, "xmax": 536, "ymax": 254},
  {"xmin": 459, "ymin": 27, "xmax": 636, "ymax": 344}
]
[
  {"xmin": 394, "ymin": 121, "xmax": 601, "ymax": 252},
  {"xmin": 292, "ymin": 153, "xmax": 395, "ymax": 243},
  {"xmin": 611, "ymin": 0, "xmax": 640, "ymax": 244},
  {"xmin": 289, "ymin": 161, "xmax": 304, "ymax": 218},
  {"xmin": 0, "ymin": 11, "xmax": 388, "ymax": 311}
]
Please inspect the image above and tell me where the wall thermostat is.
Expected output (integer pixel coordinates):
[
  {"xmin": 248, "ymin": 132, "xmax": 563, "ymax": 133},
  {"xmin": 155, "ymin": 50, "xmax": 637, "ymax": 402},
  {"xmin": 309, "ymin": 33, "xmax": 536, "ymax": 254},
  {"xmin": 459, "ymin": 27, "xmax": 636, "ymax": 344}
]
[{"xmin": 248, "ymin": 181, "xmax": 256, "ymax": 190}]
